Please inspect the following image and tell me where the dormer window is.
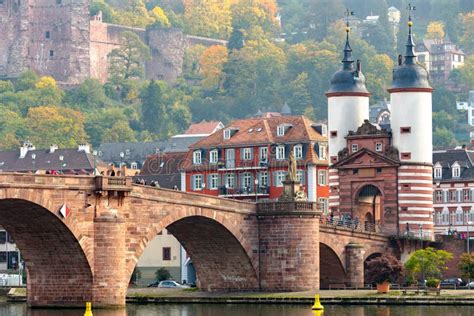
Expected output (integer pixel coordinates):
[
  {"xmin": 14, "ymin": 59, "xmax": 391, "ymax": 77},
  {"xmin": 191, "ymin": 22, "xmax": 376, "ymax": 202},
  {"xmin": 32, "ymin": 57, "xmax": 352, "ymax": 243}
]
[
  {"xmin": 223, "ymin": 128, "xmax": 238, "ymax": 140},
  {"xmin": 224, "ymin": 130, "xmax": 231, "ymax": 140},
  {"xmin": 193, "ymin": 150, "xmax": 202, "ymax": 165},
  {"xmin": 434, "ymin": 163, "xmax": 442, "ymax": 179},
  {"xmin": 452, "ymin": 162, "xmax": 461, "ymax": 178},
  {"xmin": 277, "ymin": 125, "xmax": 285, "ymax": 136}
]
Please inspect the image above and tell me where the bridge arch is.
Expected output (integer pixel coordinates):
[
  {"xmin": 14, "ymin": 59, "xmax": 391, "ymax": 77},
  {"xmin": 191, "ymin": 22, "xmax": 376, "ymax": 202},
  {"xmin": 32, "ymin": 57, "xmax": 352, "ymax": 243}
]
[
  {"xmin": 319, "ymin": 242, "xmax": 346, "ymax": 289},
  {"xmin": 0, "ymin": 198, "xmax": 93, "ymax": 307},
  {"xmin": 128, "ymin": 206, "xmax": 259, "ymax": 291}
]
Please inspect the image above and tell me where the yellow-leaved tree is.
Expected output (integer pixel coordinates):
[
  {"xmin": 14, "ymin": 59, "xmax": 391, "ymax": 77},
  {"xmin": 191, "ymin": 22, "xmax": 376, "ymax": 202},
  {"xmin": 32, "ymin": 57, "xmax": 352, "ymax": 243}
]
[
  {"xmin": 461, "ymin": 12, "xmax": 474, "ymax": 54},
  {"xmin": 426, "ymin": 21, "xmax": 445, "ymax": 41},
  {"xmin": 183, "ymin": 0, "xmax": 233, "ymax": 39},
  {"xmin": 200, "ymin": 45, "xmax": 228, "ymax": 89}
]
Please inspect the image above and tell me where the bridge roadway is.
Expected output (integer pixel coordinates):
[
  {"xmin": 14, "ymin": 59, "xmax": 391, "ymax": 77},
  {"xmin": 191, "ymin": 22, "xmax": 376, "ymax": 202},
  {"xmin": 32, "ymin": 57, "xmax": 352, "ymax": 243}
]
[{"xmin": 0, "ymin": 173, "xmax": 389, "ymax": 307}]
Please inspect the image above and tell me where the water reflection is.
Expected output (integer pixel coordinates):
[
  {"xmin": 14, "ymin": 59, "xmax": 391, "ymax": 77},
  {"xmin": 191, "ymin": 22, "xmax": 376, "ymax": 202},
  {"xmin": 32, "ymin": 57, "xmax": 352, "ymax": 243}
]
[{"xmin": 0, "ymin": 304, "xmax": 472, "ymax": 316}]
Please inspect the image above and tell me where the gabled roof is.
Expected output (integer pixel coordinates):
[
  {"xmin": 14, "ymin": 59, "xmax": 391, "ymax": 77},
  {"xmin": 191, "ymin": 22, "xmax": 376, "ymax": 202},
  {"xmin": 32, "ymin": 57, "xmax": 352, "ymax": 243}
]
[
  {"xmin": 189, "ymin": 115, "xmax": 327, "ymax": 149},
  {"xmin": 184, "ymin": 121, "xmax": 224, "ymax": 136},
  {"xmin": 333, "ymin": 148, "xmax": 400, "ymax": 169},
  {"xmin": 0, "ymin": 148, "xmax": 102, "ymax": 173},
  {"xmin": 433, "ymin": 149, "xmax": 474, "ymax": 181}
]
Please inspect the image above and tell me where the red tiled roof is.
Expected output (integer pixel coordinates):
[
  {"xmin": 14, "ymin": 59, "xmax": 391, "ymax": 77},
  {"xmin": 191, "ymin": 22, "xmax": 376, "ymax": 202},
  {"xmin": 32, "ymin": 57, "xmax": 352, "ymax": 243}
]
[{"xmin": 184, "ymin": 121, "xmax": 223, "ymax": 135}]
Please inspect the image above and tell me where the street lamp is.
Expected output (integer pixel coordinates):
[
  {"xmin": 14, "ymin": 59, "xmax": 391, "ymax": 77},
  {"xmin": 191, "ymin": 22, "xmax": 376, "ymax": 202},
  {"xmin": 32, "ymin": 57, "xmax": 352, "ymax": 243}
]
[
  {"xmin": 92, "ymin": 150, "xmax": 98, "ymax": 176},
  {"xmin": 119, "ymin": 152, "xmax": 125, "ymax": 168},
  {"xmin": 254, "ymin": 178, "xmax": 259, "ymax": 203}
]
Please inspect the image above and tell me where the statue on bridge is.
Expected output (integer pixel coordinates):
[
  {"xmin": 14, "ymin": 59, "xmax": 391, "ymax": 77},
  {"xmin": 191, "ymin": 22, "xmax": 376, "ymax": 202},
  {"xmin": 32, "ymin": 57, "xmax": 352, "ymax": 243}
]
[
  {"xmin": 287, "ymin": 150, "xmax": 298, "ymax": 182},
  {"xmin": 279, "ymin": 149, "xmax": 307, "ymax": 202}
]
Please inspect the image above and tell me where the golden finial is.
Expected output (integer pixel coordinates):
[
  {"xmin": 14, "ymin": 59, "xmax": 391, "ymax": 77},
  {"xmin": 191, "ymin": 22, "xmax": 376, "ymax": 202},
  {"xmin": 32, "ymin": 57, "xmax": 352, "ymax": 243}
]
[{"xmin": 408, "ymin": 21, "xmax": 413, "ymax": 27}]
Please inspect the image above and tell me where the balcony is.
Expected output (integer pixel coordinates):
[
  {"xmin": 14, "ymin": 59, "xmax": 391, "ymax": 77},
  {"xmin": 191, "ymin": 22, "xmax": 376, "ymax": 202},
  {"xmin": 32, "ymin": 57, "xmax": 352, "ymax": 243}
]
[
  {"xmin": 218, "ymin": 186, "xmax": 269, "ymax": 198},
  {"xmin": 217, "ymin": 159, "xmax": 268, "ymax": 171},
  {"xmin": 95, "ymin": 176, "xmax": 133, "ymax": 192}
]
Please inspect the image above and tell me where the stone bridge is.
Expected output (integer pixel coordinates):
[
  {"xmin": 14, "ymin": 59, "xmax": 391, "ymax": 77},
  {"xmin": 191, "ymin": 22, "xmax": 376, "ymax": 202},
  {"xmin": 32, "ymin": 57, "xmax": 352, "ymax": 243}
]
[{"xmin": 0, "ymin": 174, "xmax": 390, "ymax": 307}]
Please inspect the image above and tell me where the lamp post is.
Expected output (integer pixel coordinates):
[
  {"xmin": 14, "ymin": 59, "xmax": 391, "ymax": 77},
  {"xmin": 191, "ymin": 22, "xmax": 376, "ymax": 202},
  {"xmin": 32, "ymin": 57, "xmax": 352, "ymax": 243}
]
[
  {"xmin": 92, "ymin": 150, "xmax": 98, "ymax": 176},
  {"xmin": 31, "ymin": 153, "xmax": 36, "ymax": 173},
  {"xmin": 119, "ymin": 152, "xmax": 125, "ymax": 168},
  {"xmin": 254, "ymin": 178, "xmax": 259, "ymax": 203}
]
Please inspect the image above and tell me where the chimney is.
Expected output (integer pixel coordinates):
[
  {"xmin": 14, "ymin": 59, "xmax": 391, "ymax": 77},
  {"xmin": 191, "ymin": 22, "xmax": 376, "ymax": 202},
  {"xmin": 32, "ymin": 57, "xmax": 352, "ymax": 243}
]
[
  {"xmin": 78, "ymin": 144, "xmax": 90, "ymax": 153},
  {"xmin": 50, "ymin": 144, "xmax": 58, "ymax": 153},
  {"xmin": 19, "ymin": 142, "xmax": 35, "ymax": 159}
]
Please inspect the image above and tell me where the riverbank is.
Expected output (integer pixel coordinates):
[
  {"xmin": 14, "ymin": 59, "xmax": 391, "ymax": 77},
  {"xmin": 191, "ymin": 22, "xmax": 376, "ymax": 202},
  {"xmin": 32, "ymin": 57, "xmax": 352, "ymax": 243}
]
[
  {"xmin": 126, "ymin": 288, "xmax": 474, "ymax": 305},
  {"xmin": 5, "ymin": 288, "xmax": 474, "ymax": 305}
]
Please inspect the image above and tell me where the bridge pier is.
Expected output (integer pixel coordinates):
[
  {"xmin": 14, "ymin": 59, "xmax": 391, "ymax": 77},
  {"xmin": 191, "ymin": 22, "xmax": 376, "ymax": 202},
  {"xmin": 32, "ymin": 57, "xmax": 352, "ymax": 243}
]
[
  {"xmin": 92, "ymin": 213, "xmax": 128, "ymax": 308},
  {"xmin": 345, "ymin": 242, "xmax": 365, "ymax": 288},
  {"xmin": 258, "ymin": 202, "xmax": 321, "ymax": 291}
]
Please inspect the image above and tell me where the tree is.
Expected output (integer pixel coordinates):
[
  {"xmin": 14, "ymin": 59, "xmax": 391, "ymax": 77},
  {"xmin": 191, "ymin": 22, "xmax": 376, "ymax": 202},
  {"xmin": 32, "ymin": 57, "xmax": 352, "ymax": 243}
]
[
  {"xmin": 90, "ymin": 0, "xmax": 117, "ymax": 23},
  {"xmin": 25, "ymin": 106, "xmax": 87, "ymax": 148},
  {"xmin": 404, "ymin": 247, "xmax": 453, "ymax": 284},
  {"xmin": 433, "ymin": 127, "xmax": 457, "ymax": 149},
  {"xmin": 64, "ymin": 79, "xmax": 110, "ymax": 111},
  {"xmin": 230, "ymin": 0, "xmax": 279, "ymax": 38},
  {"xmin": 140, "ymin": 80, "xmax": 167, "ymax": 135},
  {"xmin": 460, "ymin": 12, "xmax": 474, "ymax": 54},
  {"xmin": 366, "ymin": 254, "xmax": 403, "ymax": 284},
  {"xmin": 426, "ymin": 21, "xmax": 445, "ymax": 41},
  {"xmin": 155, "ymin": 267, "xmax": 171, "ymax": 281},
  {"xmin": 149, "ymin": 6, "xmax": 170, "ymax": 28},
  {"xmin": 102, "ymin": 121, "xmax": 137, "ymax": 143},
  {"xmin": 14, "ymin": 70, "xmax": 39, "ymax": 91},
  {"xmin": 183, "ymin": 0, "xmax": 233, "ymax": 38},
  {"xmin": 85, "ymin": 108, "xmax": 132, "ymax": 146},
  {"xmin": 200, "ymin": 45, "xmax": 228, "ymax": 89},
  {"xmin": 459, "ymin": 55, "xmax": 474, "ymax": 88},
  {"xmin": 286, "ymin": 72, "xmax": 312, "ymax": 115},
  {"xmin": 108, "ymin": 31, "xmax": 151, "ymax": 83},
  {"xmin": 458, "ymin": 253, "xmax": 474, "ymax": 280}
]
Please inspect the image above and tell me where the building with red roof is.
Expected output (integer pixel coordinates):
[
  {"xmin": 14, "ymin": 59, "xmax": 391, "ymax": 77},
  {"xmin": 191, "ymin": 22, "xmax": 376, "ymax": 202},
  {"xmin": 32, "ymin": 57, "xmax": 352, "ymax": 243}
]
[{"xmin": 182, "ymin": 115, "xmax": 329, "ymax": 208}]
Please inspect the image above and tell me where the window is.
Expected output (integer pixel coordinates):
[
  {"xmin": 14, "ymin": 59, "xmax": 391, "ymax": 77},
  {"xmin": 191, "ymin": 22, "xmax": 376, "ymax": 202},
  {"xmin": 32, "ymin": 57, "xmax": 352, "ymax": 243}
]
[
  {"xmin": 130, "ymin": 162, "xmax": 138, "ymax": 170},
  {"xmin": 319, "ymin": 144, "xmax": 327, "ymax": 160},
  {"xmin": 400, "ymin": 127, "xmax": 411, "ymax": 133},
  {"xmin": 162, "ymin": 247, "xmax": 171, "ymax": 261},
  {"xmin": 0, "ymin": 252, "xmax": 5, "ymax": 263},
  {"xmin": 294, "ymin": 145, "xmax": 303, "ymax": 159},
  {"xmin": 49, "ymin": 50, "xmax": 54, "ymax": 58},
  {"xmin": 352, "ymin": 144, "xmax": 358, "ymax": 153},
  {"xmin": 56, "ymin": 0, "xmax": 62, "ymax": 4},
  {"xmin": 456, "ymin": 209, "xmax": 464, "ymax": 225},
  {"xmin": 435, "ymin": 190, "xmax": 443, "ymax": 203},
  {"xmin": 319, "ymin": 198, "xmax": 328, "ymax": 214},
  {"xmin": 318, "ymin": 170, "xmax": 327, "ymax": 185},
  {"xmin": 449, "ymin": 190, "xmax": 457, "ymax": 202},
  {"xmin": 209, "ymin": 174, "xmax": 219, "ymax": 190},
  {"xmin": 375, "ymin": 143, "xmax": 383, "ymax": 152},
  {"xmin": 277, "ymin": 125, "xmax": 285, "ymax": 136},
  {"xmin": 275, "ymin": 171, "xmax": 287, "ymax": 187},
  {"xmin": 330, "ymin": 131, "xmax": 337, "ymax": 137},
  {"xmin": 192, "ymin": 175, "xmax": 203, "ymax": 190},
  {"xmin": 45, "ymin": 31, "xmax": 50, "ymax": 39},
  {"xmin": 353, "ymin": 169, "xmax": 359, "ymax": 175},
  {"xmin": 258, "ymin": 171, "xmax": 268, "ymax": 187},
  {"xmin": 0, "ymin": 232, "xmax": 5, "ymax": 244},
  {"xmin": 125, "ymin": 149, "xmax": 130, "ymax": 155},
  {"xmin": 452, "ymin": 166, "xmax": 460, "ymax": 178},
  {"xmin": 224, "ymin": 130, "xmax": 231, "ymax": 140},
  {"xmin": 441, "ymin": 209, "xmax": 449, "ymax": 225},
  {"xmin": 209, "ymin": 149, "xmax": 218, "ymax": 164},
  {"xmin": 193, "ymin": 151, "xmax": 202, "ymax": 165},
  {"xmin": 434, "ymin": 167, "xmax": 442, "ymax": 179},
  {"xmin": 226, "ymin": 148, "xmax": 235, "ymax": 168},
  {"xmin": 296, "ymin": 170, "xmax": 305, "ymax": 184},
  {"xmin": 225, "ymin": 173, "xmax": 235, "ymax": 188},
  {"xmin": 242, "ymin": 148, "xmax": 253, "ymax": 160},
  {"xmin": 464, "ymin": 189, "xmax": 472, "ymax": 202},
  {"xmin": 241, "ymin": 173, "xmax": 253, "ymax": 191},
  {"xmin": 276, "ymin": 145, "xmax": 285, "ymax": 160},
  {"xmin": 443, "ymin": 190, "xmax": 448, "ymax": 203},
  {"xmin": 259, "ymin": 147, "xmax": 268, "ymax": 162},
  {"xmin": 401, "ymin": 152, "xmax": 411, "ymax": 160}
]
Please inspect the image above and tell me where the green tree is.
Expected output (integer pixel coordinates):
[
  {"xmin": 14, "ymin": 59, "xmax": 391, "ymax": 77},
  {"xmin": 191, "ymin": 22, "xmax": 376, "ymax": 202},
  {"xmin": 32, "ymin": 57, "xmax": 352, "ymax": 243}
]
[
  {"xmin": 140, "ymin": 80, "xmax": 167, "ymax": 135},
  {"xmin": 460, "ymin": 12, "xmax": 474, "ymax": 54},
  {"xmin": 433, "ymin": 127, "xmax": 457, "ymax": 149},
  {"xmin": 286, "ymin": 72, "xmax": 312, "ymax": 115},
  {"xmin": 64, "ymin": 79, "xmax": 110, "ymax": 111},
  {"xmin": 458, "ymin": 253, "xmax": 474, "ymax": 280},
  {"xmin": 155, "ymin": 267, "xmax": 171, "ymax": 281},
  {"xmin": 102, "ymin": 121, "xmax": 137, "ymax": 143},
  {"xmin": 404, "ymin": 247, "xmax": 453, "ymax": 284},
  {"xmin": 90, "ymin": 0, "xmax": 117, "ymax": 23},
  {"xmin": 14, "ymin": 70, "xmax": 39, "ymax": 91},
  {"xmin": 25, "ymin": 106, "xmax": 87, "ymax": 148},
  {"xmin": 108, "ymin": 31, "xmax": 151, "ymax": 83},
  {"xmin": 85, "ymin": 108, "xmax": 132, "ymax": 146}
]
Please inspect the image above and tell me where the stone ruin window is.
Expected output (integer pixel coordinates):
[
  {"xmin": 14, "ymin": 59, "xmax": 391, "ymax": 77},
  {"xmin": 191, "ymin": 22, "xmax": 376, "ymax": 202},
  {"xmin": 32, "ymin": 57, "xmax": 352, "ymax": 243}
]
[
  {"xmin": 45, "ymin": 31, "xmax": 50, "ymax": 39},
  {"xmin": 49, "ymin": 50, "xmax": 54, "ymax": 58},
  {"xmin": 56, "ymin": 0, "xmax": 62, "ymax": 4}
]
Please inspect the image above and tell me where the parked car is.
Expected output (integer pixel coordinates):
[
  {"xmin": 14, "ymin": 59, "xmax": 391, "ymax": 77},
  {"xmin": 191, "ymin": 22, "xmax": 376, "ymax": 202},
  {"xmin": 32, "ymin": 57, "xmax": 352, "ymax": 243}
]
[
  {"xmin": 440, "ymin": 278, "xmax": 465, "ymax": 288},
  {"xmin": 466, "ymin": 281, "xmax": 474, "ymax": 288},
  {"xmin": 147, "ymin": 280, "xmax": 189, "ymax": 288}
]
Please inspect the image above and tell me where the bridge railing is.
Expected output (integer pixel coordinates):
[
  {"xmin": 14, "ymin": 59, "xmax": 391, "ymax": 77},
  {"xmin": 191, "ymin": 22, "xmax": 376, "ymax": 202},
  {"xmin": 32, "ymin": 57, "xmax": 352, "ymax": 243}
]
[
  {"xmin": 257, "ymin": 201, "xmax": 319, "ymax": 213},
  {"xmin": 319, "ymin": 217, "xmax": 380, "ymax": 233},
  {"xmin": 95, "ymin": 176, "xmax": 133, "ymax": 192}
]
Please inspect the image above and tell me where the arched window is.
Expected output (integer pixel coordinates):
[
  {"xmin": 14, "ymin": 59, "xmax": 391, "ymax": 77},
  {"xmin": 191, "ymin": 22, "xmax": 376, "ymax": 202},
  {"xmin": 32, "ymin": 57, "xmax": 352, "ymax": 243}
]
[
  {"xmin": 130, "ymin": 162, "xmax": 138, "ymax": 170},
  {"xmin": 452, "ymin": 162, "xmax": 461, "ymax": 178}
]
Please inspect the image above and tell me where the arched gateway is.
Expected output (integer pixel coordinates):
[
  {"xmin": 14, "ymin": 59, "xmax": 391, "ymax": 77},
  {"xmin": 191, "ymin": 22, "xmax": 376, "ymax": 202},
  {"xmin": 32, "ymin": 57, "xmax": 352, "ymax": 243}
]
[{"xmin": 0, "ymin": 173, "xmax": 389, "ymax": 307}]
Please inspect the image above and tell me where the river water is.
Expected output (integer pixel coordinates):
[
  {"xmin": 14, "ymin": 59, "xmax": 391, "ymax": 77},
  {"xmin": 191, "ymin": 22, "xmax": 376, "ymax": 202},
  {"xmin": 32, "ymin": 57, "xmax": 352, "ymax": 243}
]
[{"xmin": 0, "ymin": 304, "xmax": 473, "ymax": 316}]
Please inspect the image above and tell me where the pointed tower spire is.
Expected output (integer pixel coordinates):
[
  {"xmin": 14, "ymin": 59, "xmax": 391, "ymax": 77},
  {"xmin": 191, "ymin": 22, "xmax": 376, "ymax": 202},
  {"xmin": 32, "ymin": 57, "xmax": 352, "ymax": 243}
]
[
  {"xmin": 342, "ymin": 9, "xmax": 354, "ymax": 70},
  {"xmin": 404, "ymin": 3, "xmax": 416, "ymax": 64}
]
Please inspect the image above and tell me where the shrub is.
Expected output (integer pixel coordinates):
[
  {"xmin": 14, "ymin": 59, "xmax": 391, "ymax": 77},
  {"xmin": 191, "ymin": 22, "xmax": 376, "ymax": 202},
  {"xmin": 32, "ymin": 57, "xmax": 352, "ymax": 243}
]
[
  {"xmin": 366, "ymin": 254, "xmax": 403, "ymax": 284},
  {"xmin": 426, "ymin": 278, "xmax": 440, "ymax": 288},
  {"xmin": 155, "ymin": 267, "xmax": 171, "ymax": 281}
]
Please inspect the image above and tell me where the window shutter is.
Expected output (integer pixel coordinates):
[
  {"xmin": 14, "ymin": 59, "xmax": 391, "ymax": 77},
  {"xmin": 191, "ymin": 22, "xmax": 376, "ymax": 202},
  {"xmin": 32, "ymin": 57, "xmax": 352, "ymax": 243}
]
[
  {"xmin": 249, "ymin": 148, "xmax": 254, "ymax": 160},
  {"xmin": 201, "ymin": 149, "xmax": 207, "ymax": 162},
  {"xmin": 285, "ymin": 144, "xmax": 290, "ymax": 159},
  {"xmin": 218, "ymin": 148, "xmax": 223, "ymax": 160},
  {"xmin": 302, "ymin": 144, "xmax": 308, "ymax": 160},
  {"xmin": 191, "ymin": 175, "xmax": 195, "ymax": 190},
  {"xmin": 314, "ymin": 143, "xmax": 320, "ymax": 158},
  {"xmin": 270, "ymin": 144, "xmax": 277, "ymax": 158}
]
